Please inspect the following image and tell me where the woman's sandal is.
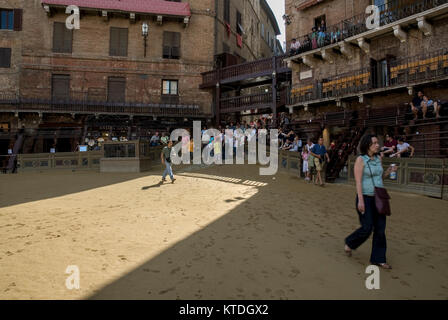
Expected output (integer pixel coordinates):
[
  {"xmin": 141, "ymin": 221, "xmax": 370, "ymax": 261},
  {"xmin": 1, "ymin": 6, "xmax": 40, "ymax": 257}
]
[
  {"xmin": 344, "ymin": 244, "xmax": 352, "ymax": 257},
  {"xmin": 374, "ymin": 263, "xmax": 392, "ymax": 270}
]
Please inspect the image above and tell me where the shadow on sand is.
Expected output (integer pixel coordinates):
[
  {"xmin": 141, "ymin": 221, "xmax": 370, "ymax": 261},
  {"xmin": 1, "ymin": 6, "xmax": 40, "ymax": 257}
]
[{"xmin": 86, "ymin": 165, "xmax": 385, "ymax": 300}]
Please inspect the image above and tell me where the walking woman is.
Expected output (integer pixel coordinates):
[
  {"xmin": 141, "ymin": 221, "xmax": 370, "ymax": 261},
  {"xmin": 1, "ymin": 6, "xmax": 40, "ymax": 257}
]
[{"xmin": 344, "ymin": 134, "xmax": 397, "ymax": 269}]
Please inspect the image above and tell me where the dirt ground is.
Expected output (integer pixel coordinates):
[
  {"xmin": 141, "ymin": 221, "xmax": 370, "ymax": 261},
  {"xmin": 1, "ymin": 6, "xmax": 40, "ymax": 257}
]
[{"xmin": 0, "ymin": 164, "xmax": 447, "ymax": 300}]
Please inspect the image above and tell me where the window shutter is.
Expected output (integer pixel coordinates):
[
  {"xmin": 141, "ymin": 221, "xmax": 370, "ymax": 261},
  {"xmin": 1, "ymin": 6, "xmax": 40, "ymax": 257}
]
[
  {"xmin": 109, "ymin": 28, "xmax": 119, "ymax": 56},
  {"xmin": 163, "ymin": 31, "xmax": 173, "ymax": 58},
  {"xmin": 0, "ymin": 48, "xmax": 12, "ymax": 68},
  {"xmin": 172, "ymin": 33, "xmax": 180, "ymax": 58},
  {"xmin": 53, "ymin": 22, "xmax": 63, "ymax": 52},
  {"xmin": 63, "ymin": 27, "xmax": 73, "ymax": 53},
  {"xmin": 52, "ymin": 74, "xmax": 70, "ymax": 101},
  {"xmin": 108, "ymin": 77, "xmax": 126, "ymax": 103},
  {"xmin": 13, "ymin": 9, "xmax": 22, "ymax": 31},
  {"xmin": 119, "ymin": 28, "xmax": 128, "ymax": 56}
]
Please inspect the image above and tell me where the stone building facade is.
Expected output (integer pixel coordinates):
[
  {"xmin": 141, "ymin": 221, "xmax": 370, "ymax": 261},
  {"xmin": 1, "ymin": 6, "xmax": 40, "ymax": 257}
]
[
  {"xmin": 283, "ymin": 0, "xmax": 448, "ymax": 158},
  {"xmin": 0, "ymin": 0, "xmax": 281, "ymax": 155}
]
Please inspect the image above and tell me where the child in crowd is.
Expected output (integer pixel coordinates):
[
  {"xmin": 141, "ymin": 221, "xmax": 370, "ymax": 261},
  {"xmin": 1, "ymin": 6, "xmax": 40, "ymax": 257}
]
[{"xmin": 302, "ymin": 146, "xmax": 309, "ymax": 180}]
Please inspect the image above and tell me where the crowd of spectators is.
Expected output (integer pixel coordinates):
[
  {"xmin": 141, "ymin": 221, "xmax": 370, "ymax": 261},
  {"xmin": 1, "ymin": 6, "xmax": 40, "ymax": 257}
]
[{"xmin": 289, "ymin": 20, "xmax": 344, "ymax": 56}]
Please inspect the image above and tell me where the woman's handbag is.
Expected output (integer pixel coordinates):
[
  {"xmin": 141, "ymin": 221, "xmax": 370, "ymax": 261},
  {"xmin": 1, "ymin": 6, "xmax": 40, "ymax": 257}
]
[{"xmin": 367, "ymin": 161, "xmax": 391, "ymax": 216}]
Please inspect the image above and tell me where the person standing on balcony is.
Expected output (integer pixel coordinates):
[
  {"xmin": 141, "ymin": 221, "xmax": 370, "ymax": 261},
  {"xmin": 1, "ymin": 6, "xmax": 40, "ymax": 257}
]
[
  {"xmin": 310, "ymin": 27, "xmax": 318, "ymax": 49},
  {"xmin": 310, "ymin": 137, "xmax": 330, "ymax": 186},
  {"xmin": 320, "ymin": 19, "xmax": 327, "ymax": 32},
  {"xmin": 344, "ymin": 134, "xmax": 397, "ymax": 270},
  {"xmin": 317, "ymin": 26, "xmax": 326, "ymax": 47},
  {"xmin": 161, "ymin": 140, "xmax": 176, "ymax": 184}
]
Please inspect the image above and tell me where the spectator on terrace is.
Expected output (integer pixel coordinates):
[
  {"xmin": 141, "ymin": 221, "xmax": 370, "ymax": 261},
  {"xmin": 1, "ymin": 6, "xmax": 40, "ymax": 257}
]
[
  {"xmin": 391, "ymin": 137, "xmax": 414, "ymax": 158},
  {"xmin": 320, "ymin": 19, "xmax": 327, "ymax": 32},
  {"xmin": 331, "ymin": 28, "xmax": 341, "ymax": 43},
  {"xmin": 160, "ymin": 132, "xmax": 169, "ymax": 145},
  {"xmin": 410, "ymin": 90, "xmax": 424, "ymax": 120},
  {"xmin": 330, "ymin": 140, "xmax": 337, "ymax": 151},
  {"xmin": 280, "ymin": 112, "xmax": 290, "ymax": 128},
  {"xmin": 282, "ymin": 138, "xmax": 293, "ymax": 151},
  {"xmin": 422, "ymin": 95, "xmax": 441, "ymax": 119},
  {"xmin": 289, "ymin": 38, "xmax": 301, "ymax": 56},
  {"xmin": 311, "ymin": 27, "xmax": 318, "ymax": 49},
  {"xmin": 380, "ymin": 134, "xmax": 397, "ymax": 157},
  {"xmin": 150, "ymin": 132, "xmax": 160, "ymax": 146},
  {"xmin": 317, "ymin": 26, "xmax": 326, "ymax": 47},
  {"xmin": 303, "ymin": 35, "xmax": 311, "ymax": 51},
  {"xmin": 290, "ymin": 136, "xmax": 302, "ymax": 152},
  {"xmin": 285, "ymin": 127, "xmax": 296, "ymax": 141}
]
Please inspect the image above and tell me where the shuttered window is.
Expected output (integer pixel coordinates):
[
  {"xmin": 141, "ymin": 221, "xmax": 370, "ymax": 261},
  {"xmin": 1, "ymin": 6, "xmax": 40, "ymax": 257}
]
[
  {"xmin": 0, "ymin": 48, "xmax": 11, "ymax": 68},
  {"xmin": 163, "ymin": 32, "xmax": 181, "ymax": 59},
  {"xmin": 107, "ymin": 77, "xmax": 126, "ymax": 103},
  {"xmin": 53, "ymin": 22, "xmax": 73, "ymax": 53},
  {"xmin": 223, "ymin": 0, "xmax": 230, "ymax": 23},
  {"xmin": 13, "ymin": 9, "xmax": 22, "ymax": 31},
  {"xmin": 109, "ymin": 27, "xmax": 128, "ymax": 57},
  {"xmin": 0, "ymin": 8, "xmax": 21, "ymax": 30},
  {"xmin": 52, "ymin": 74, "xmax": 70, "ymax": 101}
]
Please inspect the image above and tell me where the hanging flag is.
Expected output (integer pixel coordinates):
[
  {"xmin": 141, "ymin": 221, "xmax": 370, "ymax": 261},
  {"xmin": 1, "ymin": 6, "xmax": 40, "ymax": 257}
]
[
  {"xmin": 237, "ymin": 34, "xmax": 243, "ymax": 48},
  {"xmin": 225, "ymin": 23, "xmax": 231, "ymax": 37}
]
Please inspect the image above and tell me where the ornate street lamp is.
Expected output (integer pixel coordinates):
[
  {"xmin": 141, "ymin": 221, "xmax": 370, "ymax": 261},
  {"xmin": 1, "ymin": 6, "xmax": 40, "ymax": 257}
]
[{"xmin": 142, "ymin": 22, "xmax": 149, "ymax": 57}]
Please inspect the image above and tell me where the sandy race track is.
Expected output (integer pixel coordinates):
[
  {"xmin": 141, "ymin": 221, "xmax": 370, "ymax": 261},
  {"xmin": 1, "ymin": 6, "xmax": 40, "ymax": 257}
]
[{"xmin": 0, "ymin": 164, "xmax": 447, "ymax": 299}]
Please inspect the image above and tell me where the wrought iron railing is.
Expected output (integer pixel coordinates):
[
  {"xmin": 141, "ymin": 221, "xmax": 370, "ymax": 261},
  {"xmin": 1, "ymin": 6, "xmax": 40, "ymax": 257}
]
[
  {"xmin": 219, "ymin": 90, "xmax": 288, "ymax": 113},
  {"xmin": 201, "ymin": 55, "xmax": 290, "ymax": 88},
  {"xmin": 220, "ymin": 92, "xmax": 273, "ymax": 113},
  {"xmin": 0, "ymin": 92, "xmax": 205, "ymax": 117},
  {"xmin": 287, "ymin": 0, "xmax": 448, "ymax": 56},
  {"xmin": 289, "ymin": 48, "xmax": 448, "ymax": 105}
]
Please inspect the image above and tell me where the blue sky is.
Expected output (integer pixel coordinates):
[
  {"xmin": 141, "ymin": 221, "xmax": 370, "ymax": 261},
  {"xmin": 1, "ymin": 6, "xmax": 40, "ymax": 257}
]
[{"xmin": 266, "ymin": 0, "xmax": 286, "ymax": 45}]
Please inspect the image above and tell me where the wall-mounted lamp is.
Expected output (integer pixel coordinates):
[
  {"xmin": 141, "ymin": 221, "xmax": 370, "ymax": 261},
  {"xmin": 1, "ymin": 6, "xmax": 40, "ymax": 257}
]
[{"xmin": 142, "ymin": 22, "xmax": 149, "ymax": 57}]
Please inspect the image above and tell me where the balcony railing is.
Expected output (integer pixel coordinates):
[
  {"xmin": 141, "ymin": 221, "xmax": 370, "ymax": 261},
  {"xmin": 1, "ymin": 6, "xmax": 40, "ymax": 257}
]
[
  {"xmin": 201, "ymin": 55, "xmax": 290, "ymax": 88},
  {"xmin": 0, "ymin": 92, "xmax": 206, "ymax": 117},
  {"xmin": 221, "ymin": 92, "xmax": 273, "ymax": 113},
  {"xmin": 287, "ymin": 0, "xmax": 448, "ymax": 56},
  {"xmin": 289, "ymin": 48, "xmax": 448, "ymax": 106},
  {"xmin": 220, "ymin": 90, "xmax": 288, "ymax": 114}
]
